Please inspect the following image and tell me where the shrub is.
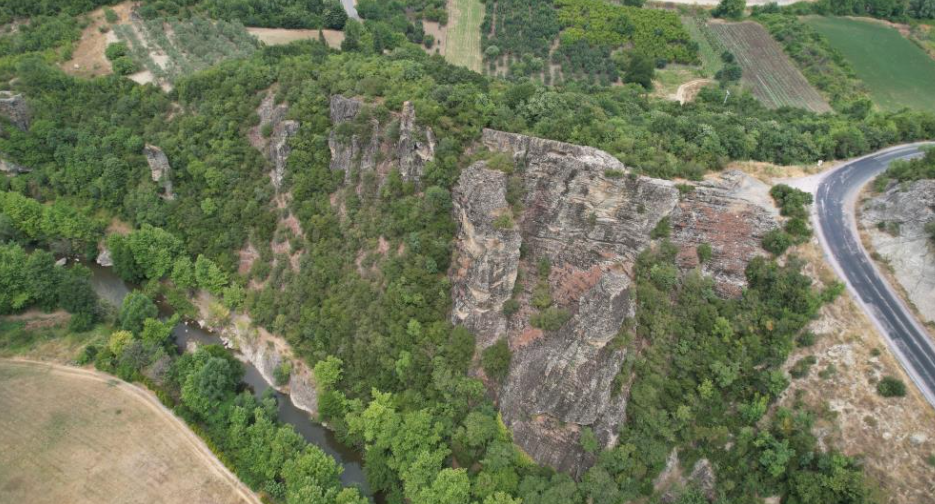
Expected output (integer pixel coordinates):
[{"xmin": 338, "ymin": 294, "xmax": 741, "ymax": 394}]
[
  {"xmin": 604, "ymin": 169, "xmax": 625, "ymax": 178},
  {"xmin": 502, "ymin": 298, "xmax": 520, "ymax": 316},
  {"xmin": 789, "ymin": 355, "xmax": 817, "ymax": 378},
  {"xmin": 530, "ymin": 307, "xmax": 571, "ymax": 330},
  {"xmin": 762, "ymin": 229, "xmax": 793, "ymax": 255},
  {"xmin": 104, "ymin": 8, "xmax": 119, "ymax": 23},
  {"xmin": 651, "ymin": 217, "xmax": 671, "ymax": 239},
  {"xmin": 696, "ymin": 243, "xmax": 713, "ymax": 264},
  {"xmin": 926, "ymin": 220, "xmax": 935, "ymax": 244},
  {"xmin": 796, "ymin": 331, "xmax": 817, "ymax": 347},
  {"xmin": 104, "ymin": 42, "xmax": 129, "ymax": 61},
  {"xmin": 274, "ymin": 361, "xmax": 293, "ymax": 386},
  {"xmin": 481, "ymin": 340, "xmax": 512, "ymax": 383},
  {"xmin": 877, "ymin": 376, "xmax": 907, "ymax": 397},
  {"xmin": 493, "ymin": 214, "xmax": 514, "ymax": 230},
  {"xmin": 112, "ymin": 56, "xmax": 139, "ymax": 76}
]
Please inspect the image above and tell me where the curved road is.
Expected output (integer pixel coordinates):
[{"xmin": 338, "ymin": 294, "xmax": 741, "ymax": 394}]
[{"xmin": 814, "ymin": 143, "xmax": 935, "ymax": 408}]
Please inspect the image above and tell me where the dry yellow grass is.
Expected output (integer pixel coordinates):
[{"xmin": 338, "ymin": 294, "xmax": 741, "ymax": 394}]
[
  {"xmin": 246, "ymin": 27, "xmax": 344, "ymax": 49},
  {"xmin": 779, "ymin": 241, "xmax": 935, "ymax": 503},
  {"xmin": 0, "ymin": 360, "xmax": 259, "ymax": 504}
]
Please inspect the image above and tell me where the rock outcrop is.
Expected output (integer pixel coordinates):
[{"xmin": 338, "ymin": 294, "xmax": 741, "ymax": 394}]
[
  {"xmin": 451, "ymin": 129, "xmax": 777, "ymax": 477},
  {"xmin": 0, "ymin": 91, "xmax": 30, "ymax": 131},
  {"xmin": 860, "ymin": 179, "xmax": 935, "ymax": 323},
  {"xmin": 328, "ymin": 95, "xmax": 435, "ymax": 187},
  {"xmin": 218, "ymin": 314, "xmax": 319, "ymax": 416},
  {"xmin": 143, "ymin": 144, "xmax": 174, "ymax": 200},
  {"xmin": 0, "ymin": 155, "xmax": 30, "ymax": 175},
  {"xmin": 251, "ymin": 93, "xmax": 299, "ymax": 191}
]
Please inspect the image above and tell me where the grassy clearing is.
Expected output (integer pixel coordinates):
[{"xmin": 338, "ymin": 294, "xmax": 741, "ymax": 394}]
[
  {"xmin": 681, "ymin": 15, "xmax": 725, "ymax": 77},
  {"xmin": 709, "ymin": 21, "xmax": 831, "ymax": 113},
  {"xmin": 0, "ymin": 360, "xmax": 256, "ymax": 504},
  {"xmin": 246, "ymin": 27, "xmax": 344, "ymax": 49},
  {"xmin": 0, "ymin": 314, "xmax": 109, "ymax": 363},
  {"xmin": 806, "ymin": 16, "xmax": 935, "ymax": 113},
  {"xmin": 445, "ymin": 0, "xmax": 483, "ymax": 72}
]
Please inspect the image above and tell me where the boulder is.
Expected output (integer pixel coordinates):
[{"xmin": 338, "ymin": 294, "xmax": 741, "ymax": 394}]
[
  {"xmin": 143, "ymin": 144, "xmax": 174, "ymax": 200},
  {"xmin": 96, "ymin": 246, "xmax": 114, "ymax": 267},
  {"xmin": 860, "ymin": 179, "xmax": 935, "ymax": 323},
  {"xmin": 0, "ymin": 92, "xmax": 30, "ymax": 131},
  {"xmin": 451, "ymin": 129, "xmax": 780, "ymax": 477}
]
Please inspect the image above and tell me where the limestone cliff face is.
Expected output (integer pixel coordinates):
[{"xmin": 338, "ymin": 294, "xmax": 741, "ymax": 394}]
[
  {"xmin": 328, "ymin": 95, "xmax": 435, "ymax": 187},
  {"xmin": 0, "ymin": 92, "xmax": 30, "ymax": 132},
  {"xmin": 451, "ymin": 129, "xmax": 776, "ymax": 477},
  {"xmin": 250, "ymin": 93, "xmax": 299, "ymax": 191},
  {"xmin": 143, "ymin": 144, "xmax": 174, "ymax": 200},
  {"xmin": 0, "ymin": 155, "xmax": 29, "ymax": 175},
  {"xmin": 860, "ymin": 179, "xmax": 935, "ymax": 323}
]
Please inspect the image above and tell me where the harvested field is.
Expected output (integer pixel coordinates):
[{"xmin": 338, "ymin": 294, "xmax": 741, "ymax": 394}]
[
  {"xmin": 246, "ymin": 27, "xmax": 344, "ymax": 49},
  {"xmin": 806, "ymin": 16, "xmax": 935, "ymax": 113},
  {"xmin": 709, "ymin": 21, "xmax": 832, "ymax": 113},
  {"xmin": 0, "ymin": 359, "xmax": 259, "ymax": 504},
  {"xmin": 445, "ymin": 0, "xmax": 483, "ymax": 72}
]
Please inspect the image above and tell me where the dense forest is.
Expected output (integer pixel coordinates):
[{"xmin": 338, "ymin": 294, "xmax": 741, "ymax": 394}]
[{"xmin": 2, "ymin": 1, "xmax": 933, "ymax": 503}]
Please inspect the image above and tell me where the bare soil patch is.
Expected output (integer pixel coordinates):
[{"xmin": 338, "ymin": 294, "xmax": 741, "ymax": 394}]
[
  {"xmin": 61, "ymin": 1, "xmax": 135, "ymax": 78},
  {"xmin": 0, "ymin": 359, "xmax": 260, "ymax": 504}
]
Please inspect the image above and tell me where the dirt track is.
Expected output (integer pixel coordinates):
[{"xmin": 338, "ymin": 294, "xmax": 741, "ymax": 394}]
[{"xmin": 0, "ymin": 359, "xmax": 260, "ymax": 504}]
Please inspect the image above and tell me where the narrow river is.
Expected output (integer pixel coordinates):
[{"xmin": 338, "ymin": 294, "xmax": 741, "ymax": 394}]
[{"xmin": 85, "ymin": 262, "xmax": 372, "ymax": 497}]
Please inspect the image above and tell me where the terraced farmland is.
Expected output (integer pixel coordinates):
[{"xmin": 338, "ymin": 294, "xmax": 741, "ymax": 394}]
[{"xmin": 709, "ymin": 21, "xmax": 831, "ymax": 113}]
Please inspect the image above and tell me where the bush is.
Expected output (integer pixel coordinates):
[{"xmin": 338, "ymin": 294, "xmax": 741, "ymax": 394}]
[
  {"xmin": 274, "ymin": 361, "xmax": 293, "ymax": 386},
  {"xmin": 104, "ymin": 8, "xmax": 119, "ymax": 23},
  {"xmin": 762, "ymin": 229, "xmax": 793, "ymax": 255},
  {"xmin": 696, "ymin": 243, "xmax": 713, "ymax": 264},
  {"xmin": 877, "ymin": 376, "xmax": 907, "ymax": 397},
  {"xmin": 104, "ymin": 42, "xmax": 129, "ymax": 61},
  {"xmin": 789, "ymin": 355, "xmax": 817, "ymax": 378},
  {"xmin": 481, "ymin": 340, "xmax": 512, "ymax": 383},
  {"xmin": 651, "ymin": 217, "xmax": 671, "ymax": 239},
  {"xmin": 502, "ymin": 298, "xmax": 520, "ymax": 316},
  {"xmin": 112, "ymin": 56, "xmax": 139, "ymax": 76},
  {"xmin": 530, "ymin": 307, "xmax": 572, "ymax": 330}
]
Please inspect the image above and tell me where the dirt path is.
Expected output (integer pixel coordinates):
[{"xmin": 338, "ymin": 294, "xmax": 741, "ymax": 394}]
[
  {"xmin": 0, "ymin": 359, "xmax": 262, "ymax": 504},
  {"xmin": 672, "ymin": 78, "xmax": 714, "ymax": 104}
]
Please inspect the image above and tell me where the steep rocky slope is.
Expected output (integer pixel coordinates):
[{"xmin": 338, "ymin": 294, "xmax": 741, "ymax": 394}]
[
  {"xmin": 451, "ymin": 129, "xmax": 777, "ymax": 476},
  {"xmin": 860, "ymin": 180, "xmax": 935, "ymax": 323},
  {"xmin": 328, "ymin": 95, "xmax": 435, "ymax": 188},
  {"xmin": 248, "ymin": 92, "xmax": 299, "ymax": 191}
]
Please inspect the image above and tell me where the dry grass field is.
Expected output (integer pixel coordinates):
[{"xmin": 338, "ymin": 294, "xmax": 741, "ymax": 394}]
[
  {"xmin": 0, "ymin": 360, "xmax": 259, "ymax": 504},
  {"xmin": 708, "ymin": 21, "xmax": 832, "ymax": 113},
  {"xmin": 246, "ymin": 27, "xmax": 344, "ymax": 49}
]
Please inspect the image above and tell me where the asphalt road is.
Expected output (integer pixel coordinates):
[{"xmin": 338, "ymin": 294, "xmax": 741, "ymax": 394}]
[{"xmin": 814, "ymin": 143, "xmax": 935, "ymax": 407}]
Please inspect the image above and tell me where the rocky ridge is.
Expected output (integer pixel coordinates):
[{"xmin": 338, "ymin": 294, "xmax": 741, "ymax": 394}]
[
  {"xmin": 328, "ymin": 95, "xmax": 435, "ymax": 188},
  {"xmin": 860, "ymin": 179, "xmax": 935, "ymax": 323},
  {"xmin": 451, "ymin": 129, "xmax": 777, "ymax": 476}
]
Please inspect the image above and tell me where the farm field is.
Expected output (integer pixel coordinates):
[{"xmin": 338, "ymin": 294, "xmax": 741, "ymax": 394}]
[
  {"xmin": 681, "ymin": 15, "xmax": 724, "ymax": 77},
  {"xmin": 444, "ymin": 0, "xmax": 483, "ymax": 72},
  {"xmin": 806, "ymin": 16, "xmax": 935, "ymax": 113},
  {"xmin": 0, "ymin": 360, "xmax": 258, "ymax": 504},
  {"xmin": 246, "ymin": 27, "xmax": 344, "ymax": 49},
  {"xmin": 709, "ymin": 21, "xmax": 831, "ymax": 113}
]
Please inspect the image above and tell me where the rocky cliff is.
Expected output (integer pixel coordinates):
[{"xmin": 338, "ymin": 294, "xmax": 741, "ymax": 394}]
[
  {"xmin": 0, "ymin": 155, "xmax": 29, "ymax": 175},
  {"xmin": 451, "ymin": 129, "xmax": 776, "ymax": 476},
  {"xmin": 328, "ymin": 95, "xmax": 435, "ymax": 188},
  {"xmin": 0, "ymin": 92, "xmax": 30, "ymax": 132},
  {"xmin": 143, "ymin": 144, "xmax": 174, "ymax": 200},
  {"xmin": 250, "ymin": 92, "xmax": 299, "ymax": 191},
  {"xmin": 860, "ymin": 179, "xmax": 935, "ymax": 323}
]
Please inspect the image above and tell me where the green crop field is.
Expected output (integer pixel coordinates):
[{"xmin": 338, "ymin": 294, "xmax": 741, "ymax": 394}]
[
  {"xmin": 806, "ymin": 16, "xmax": 935, "ymax": 113},
  {"xmin": 445, "ymin": 0, "xmax": 483, "ymax": 72}
]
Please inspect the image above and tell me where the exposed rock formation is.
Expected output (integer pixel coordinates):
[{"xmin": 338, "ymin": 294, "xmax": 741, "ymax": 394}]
[
  {"xmin": 251, "ymin": 93, "xmax": 299, "ymax": 191},
  {"xmin": 0, "ymin": 154, "xmax": 30, "ymax": 175},
  {"xmin": 860, "ymin": 179, "xmax": 935, "ymax": 323},
  {"xmin": 143, "ymin": 144, "xmax": 174, "ymax": 200},
  {"xmin": 0, "ymin": 91, "xmax": 30, "ymax": 131},
  {"xmin": 328, "ymin": 95, "xmax": 435, "ymax": 187},
  {"xmin": 670, "ymin": 170, "xmax": 778, "ymax": 296},
  {"xmin": 451, "ymin": 129, "xmax": 777, "ymax": 477},
  {"xmin": 218, "ymin": 314, "xmax": 319, "ymax": 416}
]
